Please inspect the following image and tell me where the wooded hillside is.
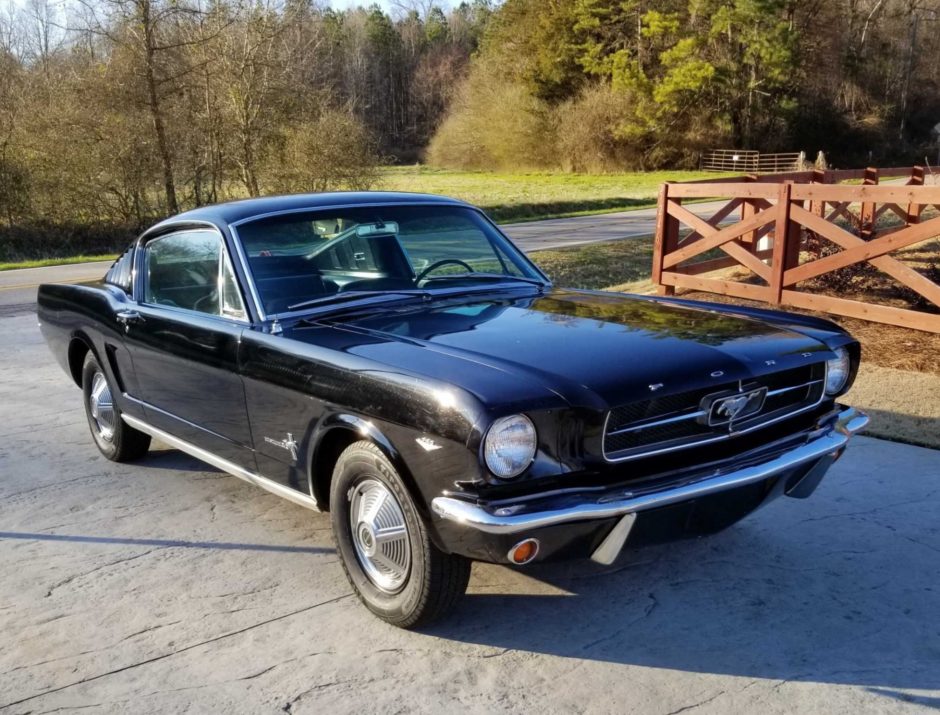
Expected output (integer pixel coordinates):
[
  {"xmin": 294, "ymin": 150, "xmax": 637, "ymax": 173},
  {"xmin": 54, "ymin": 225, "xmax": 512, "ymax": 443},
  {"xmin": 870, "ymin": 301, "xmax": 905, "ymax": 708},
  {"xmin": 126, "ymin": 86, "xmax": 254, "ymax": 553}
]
[{"xmin": 431, "ymin": 0, "xmax": 940, "ymax": 172}]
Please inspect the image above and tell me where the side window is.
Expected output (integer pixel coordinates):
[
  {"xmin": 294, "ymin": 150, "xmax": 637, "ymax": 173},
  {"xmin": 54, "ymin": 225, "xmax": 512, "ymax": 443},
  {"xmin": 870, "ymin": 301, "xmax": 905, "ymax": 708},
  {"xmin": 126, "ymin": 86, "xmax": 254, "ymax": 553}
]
[
  {"xmin": 105, "ymin": 245, "xmax": 135, "ymax": 293},
  {"xmin": 144, "ymin": 231, "xmax": 246, "ymax": 319},
  {"xmin": 220, "ymin": 256, "xmax": 246, "ymax": 318}
]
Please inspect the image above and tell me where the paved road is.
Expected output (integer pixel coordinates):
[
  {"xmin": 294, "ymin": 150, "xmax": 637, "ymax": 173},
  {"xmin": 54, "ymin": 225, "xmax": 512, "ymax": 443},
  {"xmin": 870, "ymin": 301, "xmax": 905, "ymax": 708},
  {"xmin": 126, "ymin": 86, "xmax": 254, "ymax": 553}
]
[
  {"xmin": 0, "ymin": 201, "xmax": 732, "ymax": 313},
  {"xmin": 503, "ymin": 203, "xmax": 714, "ymax": 252},
  {"xmin": 0, "ymin": 262, "xmax": 116, "ymax": 312},
  {"xmin": 1, "ymin": 310, "xmax": 939, "ymax": 712}
]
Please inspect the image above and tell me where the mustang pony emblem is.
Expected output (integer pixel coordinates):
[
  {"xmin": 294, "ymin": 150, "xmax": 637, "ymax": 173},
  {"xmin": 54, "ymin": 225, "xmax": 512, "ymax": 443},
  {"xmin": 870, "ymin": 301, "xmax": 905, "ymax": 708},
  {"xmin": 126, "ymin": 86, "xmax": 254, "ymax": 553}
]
[
  {"xmin": 265, "ymin": 433, "xmax": 298, "ymax": 462},
  {"xmin": 715, "ymin": 394, "xmax": 751, "ymax": 420},
  {"xmin": 706, "ymin": 387, "xmax": 768, "ymax": 428}
]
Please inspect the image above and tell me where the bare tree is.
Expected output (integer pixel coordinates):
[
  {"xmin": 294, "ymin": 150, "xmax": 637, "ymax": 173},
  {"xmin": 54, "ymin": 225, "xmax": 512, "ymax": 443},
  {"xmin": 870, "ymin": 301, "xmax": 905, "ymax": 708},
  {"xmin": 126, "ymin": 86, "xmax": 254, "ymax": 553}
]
[{"xmin": 71, "ymin": 0, "xmax": 213, "ymax": 213}]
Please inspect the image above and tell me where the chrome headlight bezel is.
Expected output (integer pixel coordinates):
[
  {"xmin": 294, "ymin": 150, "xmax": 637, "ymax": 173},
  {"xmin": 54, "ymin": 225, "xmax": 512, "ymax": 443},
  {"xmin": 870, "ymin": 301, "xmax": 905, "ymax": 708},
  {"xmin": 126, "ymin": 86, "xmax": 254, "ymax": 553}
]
[
  {"xmin": 483, "ymin": 414, "xmax": 537, "ymax": 479},
  {"xmin": 825, "ymin": 346, "xmax": 851, "ymax": 395}
]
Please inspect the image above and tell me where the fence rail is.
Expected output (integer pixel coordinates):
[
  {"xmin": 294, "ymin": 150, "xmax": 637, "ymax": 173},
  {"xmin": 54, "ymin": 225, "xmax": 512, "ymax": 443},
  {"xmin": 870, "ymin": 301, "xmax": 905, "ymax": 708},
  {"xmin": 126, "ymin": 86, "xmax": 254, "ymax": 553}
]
[
  {"xmin": 652, "ymin": 166, "xmax": 940, "ymax": 333},
  {"xmin": 700, "ymin": 149, "xmax": 805, "ymax": 173}
]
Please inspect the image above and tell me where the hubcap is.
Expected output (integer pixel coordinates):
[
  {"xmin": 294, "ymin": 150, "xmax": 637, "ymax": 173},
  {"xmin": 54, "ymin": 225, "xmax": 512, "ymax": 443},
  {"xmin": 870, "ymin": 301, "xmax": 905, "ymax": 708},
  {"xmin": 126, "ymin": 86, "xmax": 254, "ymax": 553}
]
[
  {"xmin": 89, "ymin": 371, "xmax": 115, "ymax": 441},
  {"xmin": 349, "ymin": 479, "xmax": 411, "ymax": 593}
]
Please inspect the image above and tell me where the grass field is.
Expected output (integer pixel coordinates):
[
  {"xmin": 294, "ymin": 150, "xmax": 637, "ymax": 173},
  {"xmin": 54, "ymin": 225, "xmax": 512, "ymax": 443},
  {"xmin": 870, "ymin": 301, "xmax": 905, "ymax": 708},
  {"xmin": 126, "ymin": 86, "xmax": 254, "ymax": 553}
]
[
  {"xmin": 532, "ymin": 236, "xmax": 655, "ymax": 290},
  {"xmin": 0, "ymin": 254, "xmax": 119, "ymax": 271},
  {"xmin": 377, "ymin": 166, "xmax": 722, "ymax": 223}
]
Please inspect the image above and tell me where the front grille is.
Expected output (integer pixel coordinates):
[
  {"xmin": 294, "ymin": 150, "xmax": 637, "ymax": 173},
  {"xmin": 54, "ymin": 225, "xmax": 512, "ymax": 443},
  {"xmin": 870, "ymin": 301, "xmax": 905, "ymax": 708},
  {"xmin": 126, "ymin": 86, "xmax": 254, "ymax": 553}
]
[{"xmin": 603, "ymin": 363, "xmax": 826, "ymax": 460}]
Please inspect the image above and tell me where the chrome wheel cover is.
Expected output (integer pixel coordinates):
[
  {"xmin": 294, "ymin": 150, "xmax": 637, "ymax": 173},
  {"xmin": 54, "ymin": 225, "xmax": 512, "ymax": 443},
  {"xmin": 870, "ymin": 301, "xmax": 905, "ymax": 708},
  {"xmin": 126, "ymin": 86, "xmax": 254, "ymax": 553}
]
[
  {"xmin": 349, "ymin": 479, "xmax": 411, "ymax": 593},
  {"xmin": 89, "ymin": 371, "xmax": 115, "ymax": 441}
]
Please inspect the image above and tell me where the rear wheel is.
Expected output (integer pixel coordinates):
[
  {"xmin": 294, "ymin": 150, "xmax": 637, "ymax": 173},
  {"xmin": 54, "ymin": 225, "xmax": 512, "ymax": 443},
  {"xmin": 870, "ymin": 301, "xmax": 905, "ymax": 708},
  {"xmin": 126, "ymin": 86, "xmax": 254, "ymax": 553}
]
[
  {"xmin": 330, "ymin": 440, "xmax": 470, "ymax": 628},
  {"xmin": 81, "ymin": 352, "xmax": 151, "ymax": 462}
]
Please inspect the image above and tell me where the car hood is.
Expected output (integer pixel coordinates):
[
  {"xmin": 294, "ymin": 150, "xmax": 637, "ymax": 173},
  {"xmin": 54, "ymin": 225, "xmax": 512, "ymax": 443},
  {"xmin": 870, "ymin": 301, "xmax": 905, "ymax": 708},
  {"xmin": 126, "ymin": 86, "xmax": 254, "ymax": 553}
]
[{"xmin": 320, "ymin": 288, "xmax": 835, "ymax": 409}]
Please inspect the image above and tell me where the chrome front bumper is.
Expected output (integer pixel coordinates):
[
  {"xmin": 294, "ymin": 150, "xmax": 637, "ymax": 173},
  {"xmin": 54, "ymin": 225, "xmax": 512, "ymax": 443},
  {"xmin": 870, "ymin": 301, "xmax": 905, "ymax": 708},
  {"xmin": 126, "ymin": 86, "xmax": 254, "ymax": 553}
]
[{"xmin": 431, "ymin": 406, "xmax": 868, "ymax": 563}]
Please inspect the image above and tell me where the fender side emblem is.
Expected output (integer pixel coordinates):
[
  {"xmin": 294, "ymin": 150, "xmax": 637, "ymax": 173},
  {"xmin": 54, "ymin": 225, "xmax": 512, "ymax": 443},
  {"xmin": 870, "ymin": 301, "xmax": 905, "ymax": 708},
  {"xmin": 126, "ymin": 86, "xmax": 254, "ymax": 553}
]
[
  {"xmin": 265, "ymin": 433, "xmax": 298, "ymax": 462},
  {"xmin": 416, "ymin": 437, "xmax": 442, "ymax": 452}
]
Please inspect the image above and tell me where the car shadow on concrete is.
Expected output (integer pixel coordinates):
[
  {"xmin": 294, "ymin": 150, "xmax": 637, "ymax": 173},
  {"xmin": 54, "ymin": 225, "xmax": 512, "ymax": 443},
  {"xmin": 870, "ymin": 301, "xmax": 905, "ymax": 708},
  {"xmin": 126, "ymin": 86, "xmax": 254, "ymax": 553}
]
[
  {"xmin": 136, "ymin": 448, "xmax": 225, "ymax": 473},
  {"xmin": 426, "ymin": 500, "xmax": 940, "ymax": 691}
]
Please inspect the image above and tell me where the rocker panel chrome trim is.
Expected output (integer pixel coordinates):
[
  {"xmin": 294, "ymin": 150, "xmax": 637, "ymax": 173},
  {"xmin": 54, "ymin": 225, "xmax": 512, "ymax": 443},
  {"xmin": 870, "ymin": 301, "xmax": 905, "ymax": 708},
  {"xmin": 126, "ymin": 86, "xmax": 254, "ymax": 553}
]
[{"xmin": 122, "ymin": 414, "xmax": 320, "ymax": 512}]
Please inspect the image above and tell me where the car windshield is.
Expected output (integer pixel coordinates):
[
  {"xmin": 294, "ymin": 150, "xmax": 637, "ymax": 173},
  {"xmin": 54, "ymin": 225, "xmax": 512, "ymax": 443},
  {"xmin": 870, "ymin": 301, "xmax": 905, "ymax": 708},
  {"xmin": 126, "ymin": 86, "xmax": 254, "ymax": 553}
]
[{"xmin": 235, "ymin": 204, "xmax": 547, "ymax": 315}]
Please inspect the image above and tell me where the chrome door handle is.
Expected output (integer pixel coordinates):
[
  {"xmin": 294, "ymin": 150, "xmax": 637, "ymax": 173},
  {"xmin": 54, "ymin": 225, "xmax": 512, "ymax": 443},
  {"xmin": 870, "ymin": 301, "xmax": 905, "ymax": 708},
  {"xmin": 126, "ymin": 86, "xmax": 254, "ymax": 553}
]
[{"xmin": 116, "ymin": 310, "xmax": 143, "ymax": 326}]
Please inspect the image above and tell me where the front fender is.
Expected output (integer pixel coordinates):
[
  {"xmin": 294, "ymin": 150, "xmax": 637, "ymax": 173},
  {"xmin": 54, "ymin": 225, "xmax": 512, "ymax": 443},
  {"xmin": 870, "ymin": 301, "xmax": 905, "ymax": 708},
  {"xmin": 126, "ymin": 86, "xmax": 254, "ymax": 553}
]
[{"xmin": 305, "ymin": 411, "xmax": 485, "ymax": 554}]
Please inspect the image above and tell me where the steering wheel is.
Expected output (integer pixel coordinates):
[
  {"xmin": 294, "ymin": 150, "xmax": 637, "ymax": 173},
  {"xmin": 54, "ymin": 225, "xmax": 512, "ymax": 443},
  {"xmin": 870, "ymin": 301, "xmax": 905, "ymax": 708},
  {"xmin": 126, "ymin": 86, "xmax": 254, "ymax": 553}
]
[{"xmin": 416, "ymin": 259, "xmax": 475, "ymax": 283}]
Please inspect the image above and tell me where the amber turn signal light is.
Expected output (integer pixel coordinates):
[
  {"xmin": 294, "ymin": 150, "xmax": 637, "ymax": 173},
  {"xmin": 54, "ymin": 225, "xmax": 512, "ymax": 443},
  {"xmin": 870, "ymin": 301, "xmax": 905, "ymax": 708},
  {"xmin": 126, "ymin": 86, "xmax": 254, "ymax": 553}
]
[{"xmin": 507, "ymin": 538, "xmax": 540, "ymax": 565}]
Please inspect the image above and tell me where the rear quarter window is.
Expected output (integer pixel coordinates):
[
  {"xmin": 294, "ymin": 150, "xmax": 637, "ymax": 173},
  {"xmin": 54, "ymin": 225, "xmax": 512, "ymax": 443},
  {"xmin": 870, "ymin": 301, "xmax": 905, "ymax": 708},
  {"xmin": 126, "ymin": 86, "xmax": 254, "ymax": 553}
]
[{"xmin": 105, "ymin": 246, "xmax": 135, "ymax": 293}]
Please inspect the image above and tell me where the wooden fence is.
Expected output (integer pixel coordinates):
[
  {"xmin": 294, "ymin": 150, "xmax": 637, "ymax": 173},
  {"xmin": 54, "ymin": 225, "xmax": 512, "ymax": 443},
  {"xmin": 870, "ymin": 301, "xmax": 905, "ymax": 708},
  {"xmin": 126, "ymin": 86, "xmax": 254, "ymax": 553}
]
[
  {"xmin": 700, "ymin": 149, "xmax": 805, "ymax": 173},
  {"xmin": 652, "ymin": 166, "xmax": 940, "ymax": 333}
]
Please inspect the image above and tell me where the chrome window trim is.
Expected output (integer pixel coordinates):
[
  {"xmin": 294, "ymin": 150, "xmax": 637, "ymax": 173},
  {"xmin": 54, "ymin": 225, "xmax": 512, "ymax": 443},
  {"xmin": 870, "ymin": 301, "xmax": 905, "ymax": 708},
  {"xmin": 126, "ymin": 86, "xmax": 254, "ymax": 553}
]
[
  {"xmin": 136, "ymin": 227, "xmax": 250, "ymax": 326},
  {"xmin": 217, "ymin": 233, "xmax": 249, "ymax": 320},
  {"xmin": 228, "ymin": 200, "xmax": 475, "ymax": 229},
  {"xmin": 228, "ymin": 222, "xmax": 268, "ymax": 322},
  {"xmin": 601, "ymin": 366, "xmax": 829, "ymax": 463}
]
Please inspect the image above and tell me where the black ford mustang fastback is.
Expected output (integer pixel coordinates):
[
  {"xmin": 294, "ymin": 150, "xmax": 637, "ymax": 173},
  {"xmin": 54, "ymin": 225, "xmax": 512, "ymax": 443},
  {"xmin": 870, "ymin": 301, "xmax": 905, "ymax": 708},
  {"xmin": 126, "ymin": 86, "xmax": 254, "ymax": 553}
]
[{"xmin": 38, "ymin": 192, "xmax": 868, "ymax": 627}]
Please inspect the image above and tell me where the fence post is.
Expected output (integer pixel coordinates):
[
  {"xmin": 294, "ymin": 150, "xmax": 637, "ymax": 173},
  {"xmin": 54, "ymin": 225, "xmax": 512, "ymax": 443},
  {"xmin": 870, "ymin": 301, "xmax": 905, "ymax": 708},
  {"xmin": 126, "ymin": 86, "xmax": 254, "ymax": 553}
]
[
  {"xmin": 741, "ymin": 173, "xmax": 758, "ymax": 246},
  {"xmin": 786, "ymin": 185, "xmax": 803, "ymax": 273},
  {"xmin": 769, "ymin": 182, "xmax": 792, "ymax": 304},
  {"xmin": 859, "ymin": 166, "xmax": 878, "ymax": 239},
  {"xmin": 907, "ymin": 165, "xmax": 925, "ymax": 225},
  {"xmin": 811, "ymin": 169, "xmax": 827, "ymax": 217},
  {"xmin": 652, "ymin": 183, "xmax": 676, "ymax": 296}
]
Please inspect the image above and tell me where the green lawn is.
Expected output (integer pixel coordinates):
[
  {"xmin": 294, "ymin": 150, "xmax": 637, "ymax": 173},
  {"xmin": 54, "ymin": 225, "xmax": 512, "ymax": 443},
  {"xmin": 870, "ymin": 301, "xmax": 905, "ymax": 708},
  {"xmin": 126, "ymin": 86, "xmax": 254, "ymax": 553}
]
[
  {"xmin": 377, "ymin": 166, "xmax": 724, "ymax": 223},
  {"xmin": 531, "ymin": 237, "xmax": 655, "ymax": 291}
]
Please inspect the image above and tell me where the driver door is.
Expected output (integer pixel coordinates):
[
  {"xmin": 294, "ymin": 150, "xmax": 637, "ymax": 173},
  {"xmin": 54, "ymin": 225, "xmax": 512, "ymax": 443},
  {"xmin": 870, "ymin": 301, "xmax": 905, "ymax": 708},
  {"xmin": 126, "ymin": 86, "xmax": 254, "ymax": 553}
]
[{"xmin": 122, "ymin": 229, "xmax": 256, "ymax": 468}]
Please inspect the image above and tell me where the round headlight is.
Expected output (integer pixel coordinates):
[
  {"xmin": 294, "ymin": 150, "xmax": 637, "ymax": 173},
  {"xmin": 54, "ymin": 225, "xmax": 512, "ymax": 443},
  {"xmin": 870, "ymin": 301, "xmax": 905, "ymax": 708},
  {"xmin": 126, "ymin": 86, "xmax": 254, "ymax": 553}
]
[
  {"xmin": 825, "ymin": 346, "xmax": 851, "ymax": 395},
  {"xmin": 484, "ymin": 414, "xmax": 537, "ymax": 479}
]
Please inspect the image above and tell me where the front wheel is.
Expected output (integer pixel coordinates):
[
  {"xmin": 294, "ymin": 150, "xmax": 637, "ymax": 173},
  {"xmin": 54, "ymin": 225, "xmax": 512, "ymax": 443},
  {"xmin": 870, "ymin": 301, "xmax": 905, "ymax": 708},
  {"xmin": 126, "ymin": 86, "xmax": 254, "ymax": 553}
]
[
  {"xmin": 82, "ymin": 351, "xmax": 151, "ymax": 462},
  {"xmin": 330, "ymin": 441, "xmax": 470, "ymax": 628}
]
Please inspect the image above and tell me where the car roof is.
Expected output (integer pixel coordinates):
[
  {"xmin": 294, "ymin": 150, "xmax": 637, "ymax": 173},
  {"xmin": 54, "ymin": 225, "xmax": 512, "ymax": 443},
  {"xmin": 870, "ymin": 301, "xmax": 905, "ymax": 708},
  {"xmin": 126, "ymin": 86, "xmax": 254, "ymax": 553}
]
[{"xmin": 143, "ymin": 191, "xmax": 473, "ymax": 236}]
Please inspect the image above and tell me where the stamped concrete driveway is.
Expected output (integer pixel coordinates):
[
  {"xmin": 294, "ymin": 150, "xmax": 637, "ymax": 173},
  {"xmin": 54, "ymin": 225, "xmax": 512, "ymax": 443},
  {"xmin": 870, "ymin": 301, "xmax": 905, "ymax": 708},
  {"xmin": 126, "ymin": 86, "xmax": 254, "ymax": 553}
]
[{"xmin": 1, "ymin": 304, "xmax": 939, "ymax": 714}]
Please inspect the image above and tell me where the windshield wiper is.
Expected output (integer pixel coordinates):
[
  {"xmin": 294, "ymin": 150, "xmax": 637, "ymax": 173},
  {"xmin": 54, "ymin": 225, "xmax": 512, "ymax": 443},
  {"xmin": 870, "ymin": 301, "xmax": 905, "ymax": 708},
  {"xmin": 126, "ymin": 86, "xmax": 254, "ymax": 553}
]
[
  {"xmin": 422, "ymin": 273, "xmax": 548, "ymax": 288},
  {"xmin": 287, "ymin": 289, "xmax": 428, "ymax": 312}
]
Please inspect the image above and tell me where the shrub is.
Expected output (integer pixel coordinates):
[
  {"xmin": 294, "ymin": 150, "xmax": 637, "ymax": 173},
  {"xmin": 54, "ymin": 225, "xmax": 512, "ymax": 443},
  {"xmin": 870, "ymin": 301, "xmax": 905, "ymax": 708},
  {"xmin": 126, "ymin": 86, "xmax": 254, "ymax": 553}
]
[
  {"xmin": 0, "ymin": 155, "xmax": 29, "ymax": 225},
  {"xmin": 555, "ymin": 84, "xmax": 644, "ymax": 172},
  {"xmin": 263, "ymin": 110, "xmax": 381, "ymax": 194},
  {"xmin": 426, "ymin": 61, "xmax": 557, "ymax": 170}
]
